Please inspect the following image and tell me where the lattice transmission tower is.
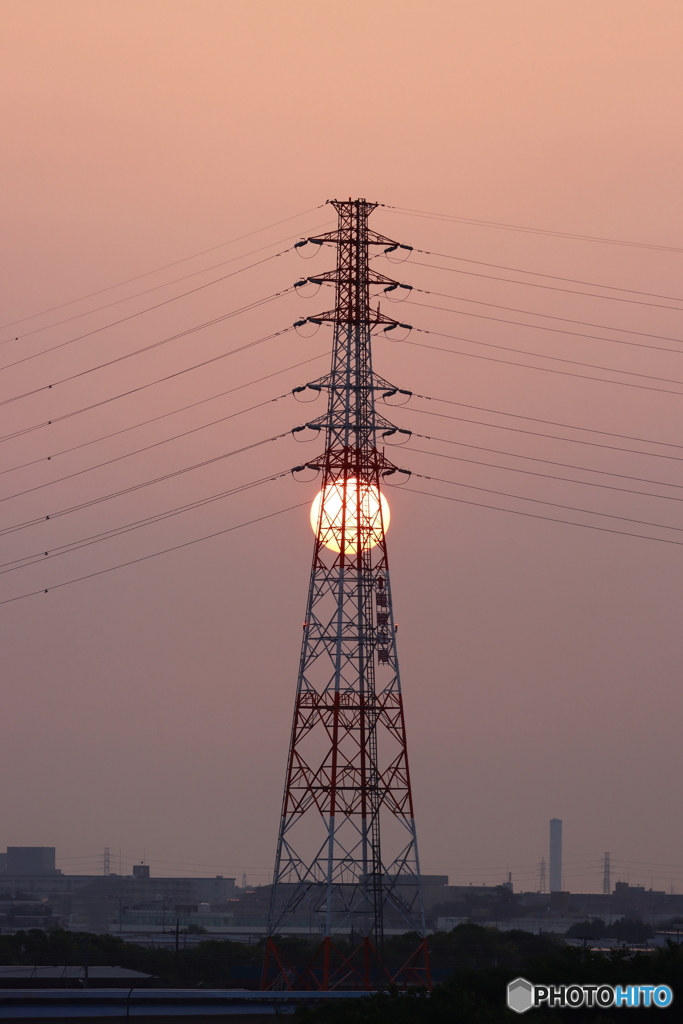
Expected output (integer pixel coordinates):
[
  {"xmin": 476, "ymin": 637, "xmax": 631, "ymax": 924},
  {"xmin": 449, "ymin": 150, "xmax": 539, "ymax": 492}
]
[{"xmin": 262, "ymin": 199, "xmax": 428, "ymax": 990}]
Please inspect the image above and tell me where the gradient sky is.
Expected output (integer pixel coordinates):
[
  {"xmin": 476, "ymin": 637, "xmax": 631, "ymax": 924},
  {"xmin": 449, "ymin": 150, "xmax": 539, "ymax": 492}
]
[{"xmin": 1, "ymin": 0, "xmax": 683, "ymax": 893}]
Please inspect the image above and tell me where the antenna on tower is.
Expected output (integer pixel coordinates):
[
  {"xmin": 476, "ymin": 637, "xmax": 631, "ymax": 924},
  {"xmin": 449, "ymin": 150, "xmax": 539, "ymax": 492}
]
[
  {"xmin": 261, "ymin": 199, "xmax": 428, "ymax": 991},
  {"xmin": 603, "ymin": 852, "xmax": 611, "ymax": 895}
]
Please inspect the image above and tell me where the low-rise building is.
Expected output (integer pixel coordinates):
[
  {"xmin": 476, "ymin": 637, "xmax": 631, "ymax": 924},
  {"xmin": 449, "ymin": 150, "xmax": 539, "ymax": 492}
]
[{"xmin": 0, "ymin": 847, "xmax": 236, "ymax": 933}]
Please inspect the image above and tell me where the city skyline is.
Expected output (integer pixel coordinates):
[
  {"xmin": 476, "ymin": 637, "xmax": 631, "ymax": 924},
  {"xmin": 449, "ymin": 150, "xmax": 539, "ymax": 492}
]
[{"xmin": 0, "ymin": 835, "xmax": 674, "ymax": 898}]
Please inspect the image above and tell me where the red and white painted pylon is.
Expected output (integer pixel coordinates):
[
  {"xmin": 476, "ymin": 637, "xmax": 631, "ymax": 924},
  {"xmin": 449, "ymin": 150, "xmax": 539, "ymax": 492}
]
[{"xmin": 262, "ymin": 200, "xmax": 429, "ymax": 991}]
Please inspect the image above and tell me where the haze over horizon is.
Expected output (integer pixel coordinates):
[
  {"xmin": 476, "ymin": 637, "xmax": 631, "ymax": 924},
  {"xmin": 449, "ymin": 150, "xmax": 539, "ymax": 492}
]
[{"xmin": 1, "ymin": 0, "xmax": 682, "ymax": 895}]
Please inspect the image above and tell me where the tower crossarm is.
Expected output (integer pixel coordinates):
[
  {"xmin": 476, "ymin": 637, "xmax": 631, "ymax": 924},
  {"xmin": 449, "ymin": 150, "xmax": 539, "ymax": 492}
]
[
  {"xmin": 293, "ymin": 411, "xmax": 409, "ymax": 444},
  {"xmin": 295, "ymin": 269, "xmax": 405, "ymax": 290},
  {"xmin": 295, "ymin": 310, "xmax": 411, "ymax": 331},
  {"xmin": 293, "ymin": 373, "xmax": 412, "ymax": 398}
]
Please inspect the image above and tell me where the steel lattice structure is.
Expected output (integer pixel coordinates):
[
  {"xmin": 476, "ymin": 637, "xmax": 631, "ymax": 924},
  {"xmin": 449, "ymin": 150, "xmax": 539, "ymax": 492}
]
[{"xmin": 265, "ymin": 199, "xmax": 425, "ymax": 963}]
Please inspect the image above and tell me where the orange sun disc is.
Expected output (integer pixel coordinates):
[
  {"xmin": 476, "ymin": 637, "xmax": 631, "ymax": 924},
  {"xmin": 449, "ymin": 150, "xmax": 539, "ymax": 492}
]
[{"xmin": 310, "ymin": 477, "xmax": 390, "ymax": 554}]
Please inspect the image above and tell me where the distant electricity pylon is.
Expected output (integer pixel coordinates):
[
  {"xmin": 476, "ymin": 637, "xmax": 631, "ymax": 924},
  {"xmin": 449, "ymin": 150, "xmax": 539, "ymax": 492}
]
[
  {"xmin": 539, "ymin": 857, "xmax": 547, "ymax": 894},
  {"xmin": 603, "ymin": 852, "xmax": 611, "ymax": 895},
  {"xmin": 103, "ymin": 847, "xmax": 110, "ymax": 877},
  {"xmin": 262, "ymin": 199, "xmax": 429, "ymax": 990}
]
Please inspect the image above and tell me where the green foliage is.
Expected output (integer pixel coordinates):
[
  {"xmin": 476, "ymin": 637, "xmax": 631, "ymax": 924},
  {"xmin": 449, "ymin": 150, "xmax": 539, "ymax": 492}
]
[
  {"xmin": 297, "ymin": 933, "xmax": 683, "ymax": 1023},
  {"xmin": 565, "ymin": 920, "xmax": 608, "ymax": 939},
  {"xmin": 2, "ymin": 925, "xmax": 682, "ymax": 1021},
  {"xmin": 423, "ymin": 923, "xmax": 560, "ymax": 970},
  {"xmin": 0, "ymin": 929, "xmax": 263, "ymax": 987},
  {"xmin": 610, "ymin": 918, "xmax": 653, "ymax": 943}
]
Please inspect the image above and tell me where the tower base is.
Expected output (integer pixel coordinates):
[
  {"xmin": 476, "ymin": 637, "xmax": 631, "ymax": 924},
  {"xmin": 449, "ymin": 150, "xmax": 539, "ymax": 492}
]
[{"xmin": 260, "ymin": 936, "xmax": 431, "ymax": 992}]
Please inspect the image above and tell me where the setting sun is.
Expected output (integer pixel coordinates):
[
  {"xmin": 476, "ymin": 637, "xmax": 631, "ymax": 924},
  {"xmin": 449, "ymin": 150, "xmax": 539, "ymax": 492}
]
[{"xmin": 310, "ymin": 477, "xmax": 390, "ymax": 554}]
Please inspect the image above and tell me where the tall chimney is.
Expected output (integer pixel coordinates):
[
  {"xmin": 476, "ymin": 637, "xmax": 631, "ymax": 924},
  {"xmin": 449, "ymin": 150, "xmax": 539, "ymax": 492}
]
[{"xmin": 549, "ymin": 818, "xmax": 563, "ymax": 892}]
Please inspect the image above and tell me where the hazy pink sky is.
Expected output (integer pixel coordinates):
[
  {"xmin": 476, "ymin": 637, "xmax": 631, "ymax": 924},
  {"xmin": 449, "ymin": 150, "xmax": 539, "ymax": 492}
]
[{"xmin": 1, "ymin": 1, "xmax": 683, "ymax": 892}]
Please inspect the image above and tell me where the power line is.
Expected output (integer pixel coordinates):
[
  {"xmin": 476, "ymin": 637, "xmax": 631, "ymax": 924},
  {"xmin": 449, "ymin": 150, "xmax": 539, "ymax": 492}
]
[
  {"xmin": 0, "ymin": 470, "xmax": 291, "ymax": 577},
  {"xmin": 406, "ymin": 432, "xmax": 683, "ymax": 494},
  {"xmin": 405, "ymin": 309, "xmax": 683, "ymax": 389},
  {"xmin": 399, "ymin": 483, "xmax": 683, "ymax": 549},
  {"xmin": 0, "ymin": 394, "xmax": 291, "ymax": 506},
  {"xmin": 1, "ymin": 262, "xmax": 292, "ymax": 380},
  {"xmin": 398, "ymin": 331, "xmax": 683, "ymax": 398},
  {"xmin": 400, "ymin": 248, "xmax": 683, "ymax": 304},
  {"xmin": 0, "ymin": 204, "xmax": 326, "ymax": 332},
  {"xmin": 400, "ymin": 404, "xmax": 683, "ymax": 465},
  {"xmin": 322, "ymin": 265, "xmax": 683, "ymax": 351},
  {"xmin": 405, "ymin": 280, "xmax": 683, "ymax": 353},
  {"xmin": 403, "ymin": 443, "xmax": 683, "ymax": 504},
  {"xmin": 0, "ymin": 500, "xmax": 308, "ymax": 608},
  {"xmin": 381, "ymin": 204, "xmax": 683, "ymax": 253},
  {"xmin": 608, "ymin": 858, "xmax": 683, "ymax": 870},
  {"xmin": 0, "ymin": 289, "xmax": 291, "ymax": 407},
  {"xmin": 3, "ymin": 235, "xmax": 311, "ymax": 347},
  {"xmin": 407, "ymin": 257, "xmax": 683, "ymax": 311},
  {"xmin": 0, "ymin": 324, "xmax": 297, "ymax": 444},
  {"xmin": 0, "ymin": 432, "xmax": 291, "ymax": 539},
  {"xmin": 399, "ymin": 473, "xmax": 683, "ymax": 544},
  {"xmin": 404, "ymin": 392, "xmax": 683, "ymax": 452},
  {"xmin": 1, "ymin": 351, "xmax": 327, "ymax": 479}
]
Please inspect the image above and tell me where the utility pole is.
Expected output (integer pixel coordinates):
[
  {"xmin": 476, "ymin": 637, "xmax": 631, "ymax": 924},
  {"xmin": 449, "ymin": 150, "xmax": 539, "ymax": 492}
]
[
  {"xmin": 603, "ymin": 852, "xmax": 611, "ymax": 895},
  {"xmin": 262, "ymin": 199, "xmax": 427, "ymax": 990}
]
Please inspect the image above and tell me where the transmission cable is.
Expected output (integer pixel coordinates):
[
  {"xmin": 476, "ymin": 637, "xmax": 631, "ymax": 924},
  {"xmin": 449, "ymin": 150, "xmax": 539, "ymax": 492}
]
[
  {"xmin": 1, "ymin": 253, "xmax": 294, "ymax": 374},
  {"xmin": 305, "ymin": 284, "xmax": 683, "ymax": 419},
  {"xmin": 0, "ymin": 325, "xmax": 298, "ymax": 446},
  {"xmin": 0, "ymin": 204, "xmax": 326, "ymax": 332},
  {"xmin": 404, "ymin": 282, "xmax": 683, "ymax": 353},
  {"xmin": 398, "ymin": 331, "xmax": 683, "ymax": 398},
  {"xmin": 380, "ymin": 204, "xmax": 683, "ymax": 253},
  {"xmin": 0, "ymin": 432, "xmax": 291, "ymax": 539},
  {"xmin": 0, "ymin": 289, "xmax": 292, "ymax": 406},
  {"xmin": 402, "ymin": 443, "xmax": 683, "ymax": 504},
  {"xmin": 0, "ymin": 393, "xmax": 292, "ymax": 505},
  {"xmin": 0, "ymin": 324, "xmax": 298, "ymax": 446},
  {"xmin": 401, "ymin": 405, "xmax": 683, "ymax": 465},
  {"xmin": 3, "ymin": 233, "xmax": 316, "ymax": 346},
  {"xmin": 404, "ymin": 248, "xmax": 683, "ymax": 304},
  {"xmin": 0, "ymin": 470, "xmax": 292, "ymax": 577},
  {"xmin": 393, "ymin": 479, "xmax": 683, "ymax": 549},
  {"xmin": 0, "ymin": 500, "xmax": 309, "ymax": 608},
  {"xmin": 1, "ymin": 351, "xmax": 327, "ymax": 479},
  {"xmin": 0, "ymin": 307, "xmax": 296, "ymax": 423},
  {"xmin": 405, "ymin": 258, "xmax": 683, "ymax": 311},
  {"xmin": 405, "ymin": 391, "xmax": 683, "ymax": 452},
  {"xmin": 326, "ymin": 263, "xmax": 683, "ymax": 351},
  {"xmin": 405, "ymin": 470, "xmax": 683, "ymax": 533},
  {"xmin": 407, "ymin": 430, "xmax": 683, "ymax": 489},
  {"xmin": 406, "ymin": 306, "xmax": 683, "ymax": 389}
]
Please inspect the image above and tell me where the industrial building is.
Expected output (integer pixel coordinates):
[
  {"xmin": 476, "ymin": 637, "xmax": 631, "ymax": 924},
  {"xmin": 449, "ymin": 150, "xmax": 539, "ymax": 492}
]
[{"xmin": 0, "ymin": 848, "xmax": 236, "ymax": 934}]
